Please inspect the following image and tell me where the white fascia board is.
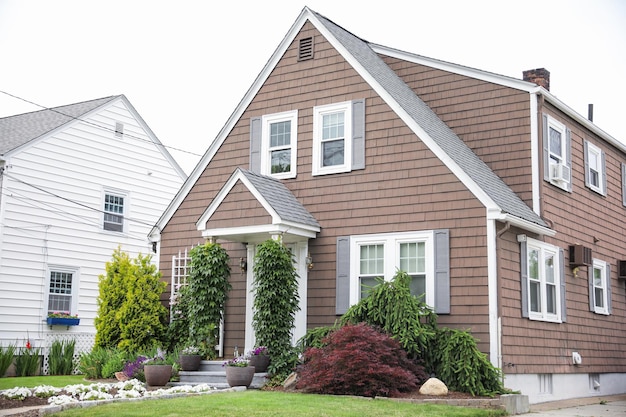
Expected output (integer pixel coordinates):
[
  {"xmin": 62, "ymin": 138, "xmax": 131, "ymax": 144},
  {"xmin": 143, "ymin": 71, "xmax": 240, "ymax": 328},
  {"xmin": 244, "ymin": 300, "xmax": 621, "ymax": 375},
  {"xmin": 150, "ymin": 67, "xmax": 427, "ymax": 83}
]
[
  {"xmin": 371, "ymin": 44, "xmax": 538, "ymax": 93},
  {"xmin": 153, "ymin": 9, "xmax": 312, "ymax": 239},
  {"xmin": 201, "ymin": 224, "xmax": 317, "ymax": 242},
  {"xmin": 530, "ymin": 92, "xmax": 541, "ymax": 214},
  {"xmin": 488, "ymin": 209, "xmax": 555, "ymax": 237}
]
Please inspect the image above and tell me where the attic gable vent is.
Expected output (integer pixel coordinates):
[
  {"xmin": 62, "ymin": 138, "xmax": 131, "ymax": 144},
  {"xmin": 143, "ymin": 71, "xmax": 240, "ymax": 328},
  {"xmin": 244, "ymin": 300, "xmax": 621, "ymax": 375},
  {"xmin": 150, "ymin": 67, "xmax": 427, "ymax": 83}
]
[
  {"xmin": 115, "ymin": 122, "xmax": 124, "ymax": 138},
  {"xmin": 298, "ymin": 37, "xmax": 314, "ymax": 61}
]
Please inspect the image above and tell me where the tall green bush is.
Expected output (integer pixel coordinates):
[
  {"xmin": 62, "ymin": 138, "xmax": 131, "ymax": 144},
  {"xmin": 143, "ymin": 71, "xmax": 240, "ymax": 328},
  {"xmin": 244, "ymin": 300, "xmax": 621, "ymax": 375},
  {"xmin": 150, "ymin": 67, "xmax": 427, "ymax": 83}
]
[
  {"xmin": 48, "ymin": 339, "xmax": 76, "ymax": 375},
  {"xmin": 0, "ymin": 344, "xmax": 15, "ymax": 377},
  {"xmin": 183, "ymin": 242, "xmax": 231, "ymax": 359},
  {"xmin": 252, "ymin": 238, "xmax": 299, "ymax": 376},
  {"xmin": 94, "ymin": 247, "xmax": 167, "ymax": 351}
]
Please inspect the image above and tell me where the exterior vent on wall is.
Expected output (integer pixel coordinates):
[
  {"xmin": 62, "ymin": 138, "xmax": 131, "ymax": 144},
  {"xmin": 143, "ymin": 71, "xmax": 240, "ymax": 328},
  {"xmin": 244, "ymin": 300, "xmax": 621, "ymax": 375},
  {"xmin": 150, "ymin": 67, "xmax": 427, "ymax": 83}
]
[
  {"xmin": 569, "ymin": 244, "xmax": 592, "ymax": 267},
  {"xmin": 550, "ymin": 162, "xmax": 571, "ymax": 184},
  {"xmin": 115, "ymin": 122, "xmax": 124, "ymax": 138},
  {"xmin": 298, "ymin": 37, "xmax": 314, "ymax": 61},
  {"xmin": 618, "ymin": 260, "xmax": 626, "ymax": 280}
]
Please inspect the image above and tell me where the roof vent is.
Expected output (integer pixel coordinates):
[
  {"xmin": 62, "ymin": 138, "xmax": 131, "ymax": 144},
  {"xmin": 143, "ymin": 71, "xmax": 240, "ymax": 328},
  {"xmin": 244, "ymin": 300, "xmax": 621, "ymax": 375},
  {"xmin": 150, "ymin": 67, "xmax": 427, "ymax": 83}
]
[
  {"xmin": 298, "ymin": 37, "xmax": 314, "ymax": 61},
  {"xmin": 115, "ymin": 122, "xmax": 124, "ymax": 138}
]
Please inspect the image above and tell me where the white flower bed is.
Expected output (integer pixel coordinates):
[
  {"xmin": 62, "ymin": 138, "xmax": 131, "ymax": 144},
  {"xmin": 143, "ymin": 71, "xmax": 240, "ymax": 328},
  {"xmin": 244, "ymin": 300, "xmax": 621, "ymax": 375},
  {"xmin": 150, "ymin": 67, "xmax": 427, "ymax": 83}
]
[{"xmin": 1, "ymin": 379, "xmax": 219, "ymax": 406}]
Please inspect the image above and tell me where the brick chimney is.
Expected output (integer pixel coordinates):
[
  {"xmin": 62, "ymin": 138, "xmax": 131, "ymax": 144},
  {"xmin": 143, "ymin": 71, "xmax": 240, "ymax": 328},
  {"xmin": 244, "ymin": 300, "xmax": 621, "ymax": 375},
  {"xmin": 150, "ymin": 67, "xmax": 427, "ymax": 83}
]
[{"xmin": 523, "ymin": 68, "xmax": 550, "ymax": 91}]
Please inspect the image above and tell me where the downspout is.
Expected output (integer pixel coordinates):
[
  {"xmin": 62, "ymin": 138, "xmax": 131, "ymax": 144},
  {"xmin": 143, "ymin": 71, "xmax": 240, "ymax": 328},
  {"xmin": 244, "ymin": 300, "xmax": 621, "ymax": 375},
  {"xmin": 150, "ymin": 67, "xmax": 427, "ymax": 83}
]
[
  {"xmin": 495, "ymin": 221, "xmax": 511, "ymax": 376},
  {"xmin": 487, "ymin": 218, "xmax": 501, "ymax": 369}
]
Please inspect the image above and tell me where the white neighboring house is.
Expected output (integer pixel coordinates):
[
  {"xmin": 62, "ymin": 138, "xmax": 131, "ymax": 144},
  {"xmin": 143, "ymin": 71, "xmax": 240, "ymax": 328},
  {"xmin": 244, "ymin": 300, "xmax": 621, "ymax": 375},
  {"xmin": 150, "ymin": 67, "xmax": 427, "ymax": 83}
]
[{"xmin": 0, "ymin": 95, "xmax": 186, "ymax": 369}]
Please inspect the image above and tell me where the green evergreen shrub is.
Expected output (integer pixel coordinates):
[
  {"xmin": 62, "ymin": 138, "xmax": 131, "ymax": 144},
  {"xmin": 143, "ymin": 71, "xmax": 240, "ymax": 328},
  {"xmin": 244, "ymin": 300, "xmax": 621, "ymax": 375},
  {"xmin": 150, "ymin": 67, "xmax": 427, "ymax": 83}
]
[{"xmin": 252, "ymin": 238, "xmax": 300, "ymax": 377}]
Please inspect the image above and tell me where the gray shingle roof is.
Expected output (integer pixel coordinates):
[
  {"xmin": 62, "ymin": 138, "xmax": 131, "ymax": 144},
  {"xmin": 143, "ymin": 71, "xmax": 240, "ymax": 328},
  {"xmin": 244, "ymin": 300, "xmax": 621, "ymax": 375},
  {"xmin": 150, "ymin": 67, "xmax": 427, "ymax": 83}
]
[
  {"xmin": 0, "ymin": 96, "xmax": 119, "ymax": 155},
  {"xmin": 312, "ymin": 11, "xmax": 547, "ymax": 228},
  {"xmin": 238, "ymin": 168, "xmax": 320, "ymax": 228}
]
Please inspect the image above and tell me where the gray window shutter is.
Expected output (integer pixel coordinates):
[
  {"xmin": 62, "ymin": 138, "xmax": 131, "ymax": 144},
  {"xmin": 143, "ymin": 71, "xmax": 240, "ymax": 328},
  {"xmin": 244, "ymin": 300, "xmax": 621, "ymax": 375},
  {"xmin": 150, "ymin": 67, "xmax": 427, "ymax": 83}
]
[
  {"xmin": 434, "ymin": 229, "xmax": 450, "ymax": 314},
  {"xmin": 607, "ymin": 264, "xmax": 612, "ymax": 315},
  {"xmin": 249, "ymin": 117, "xmax": 262, "ymax": 173},
  {"xmin": 559, "ymin": 248, "xmax": 566, "ymax": 322},
  {"xmin": 584, "ymin": 140, "xmax": 591, "ymax": 188},
  {"xmin": 622, "ymin": 164, "xmax": 626, "ymax": 206},
  {"xmin": 336, "ymin": 236, "xmax": 350, "ymax": 315},
  {"xmin": 351, "ymin": 99, "xmax": 365, "ymax": 170},
  {"xmin": 520, "ymin": 240, "xmax": 529, "ymax": 318},
  {"xmin": 601, "ymin": 149, "xmax": 607, "ymax": 196},
  {"xmin": 587, "ymin": 265, "xmax": 595, "ymax": 311},
  {"xmin": 565, "ymin": 128, "xmax": 572, "ymax": 192},
  {"xmin": 542, "ymin": 114, "xmax": 550, "ymax": 182}
]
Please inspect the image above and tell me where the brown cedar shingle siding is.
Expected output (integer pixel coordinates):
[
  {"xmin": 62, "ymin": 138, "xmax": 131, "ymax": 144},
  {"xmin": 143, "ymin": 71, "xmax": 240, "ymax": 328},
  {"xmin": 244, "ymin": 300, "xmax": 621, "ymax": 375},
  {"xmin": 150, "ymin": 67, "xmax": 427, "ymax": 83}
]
[{"xmin": 159, "ymin": 23, "xmax": 493, "ymax": 352}]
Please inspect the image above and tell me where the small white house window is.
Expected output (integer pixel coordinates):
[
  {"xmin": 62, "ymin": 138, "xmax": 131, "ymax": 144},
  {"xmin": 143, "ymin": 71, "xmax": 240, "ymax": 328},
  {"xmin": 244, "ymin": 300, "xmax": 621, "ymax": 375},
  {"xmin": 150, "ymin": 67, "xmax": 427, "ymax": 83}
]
[
  {"xmin": 313, "ymin": 101, "xmax": 352, "ymax": 175},
  {"xmin": 260, "ymin": 110, "xmax": 298, "ymax": 179},
  {"xmin": 584, "ymin": 140, "xmax": 606, "ymax": 195},
  {"xmin": 591, "ymin": 259, "xmax": 610, "ymax": 315},
  {"xmin": 545, "ymin": 116, "xmax": 571, "ymax": 190},
  {"xmin": 103, "ymin": 191, "xmax": 126, "ymax": 232},
  {"xmin": 47, "ymin": 268, "xmax": 78, "ymax": 315}
]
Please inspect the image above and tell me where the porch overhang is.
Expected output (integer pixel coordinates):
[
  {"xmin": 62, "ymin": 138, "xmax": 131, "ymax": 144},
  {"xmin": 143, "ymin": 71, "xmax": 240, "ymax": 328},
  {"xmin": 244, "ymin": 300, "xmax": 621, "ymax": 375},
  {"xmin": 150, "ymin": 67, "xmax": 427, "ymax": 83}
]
[{"xmin": 201, "ymin": 223, "xmax": 320, "ymax": 244}]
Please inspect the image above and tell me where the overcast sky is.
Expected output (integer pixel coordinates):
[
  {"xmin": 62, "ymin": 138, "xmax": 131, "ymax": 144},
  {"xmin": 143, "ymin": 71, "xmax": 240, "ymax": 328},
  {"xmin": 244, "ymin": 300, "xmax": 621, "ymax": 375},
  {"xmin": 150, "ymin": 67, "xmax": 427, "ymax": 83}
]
[{"xmin": 1, "ymin": 0, "xmax": 624, "ymax": 174}]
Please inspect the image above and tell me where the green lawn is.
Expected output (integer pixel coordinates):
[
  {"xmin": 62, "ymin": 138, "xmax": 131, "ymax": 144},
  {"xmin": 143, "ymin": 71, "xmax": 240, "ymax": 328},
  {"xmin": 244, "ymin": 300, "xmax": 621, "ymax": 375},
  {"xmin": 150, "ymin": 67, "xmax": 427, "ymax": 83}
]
[
  {"xmin": 54, "ymin": 390, "xmax": 506, "ymax": 417},
  {"xmin": 0, "ymin": 374, "xmax": 85, "ymax": 390},
  {"xmin": 0, "ymin": 376, "xmax": 506, "ymax": 417}
]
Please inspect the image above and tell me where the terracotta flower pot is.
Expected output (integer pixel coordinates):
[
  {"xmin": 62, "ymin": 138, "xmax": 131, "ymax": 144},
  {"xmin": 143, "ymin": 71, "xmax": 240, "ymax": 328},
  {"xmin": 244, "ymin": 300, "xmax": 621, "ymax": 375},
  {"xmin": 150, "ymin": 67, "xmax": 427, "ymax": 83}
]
[
  {"xmin": 179, "ymin": 354, "xmax": 202, "ymax": 371},
  {"xmin": 248, "ymin": 354, "xmax": 270, "ymax": 372},
  {"xmin": 144, "ymin": 364, "xmax": 172, "ymax": 386},
  {"xmin": 225, "ymin": 365, "xmax": 255, "ymax": 387}
]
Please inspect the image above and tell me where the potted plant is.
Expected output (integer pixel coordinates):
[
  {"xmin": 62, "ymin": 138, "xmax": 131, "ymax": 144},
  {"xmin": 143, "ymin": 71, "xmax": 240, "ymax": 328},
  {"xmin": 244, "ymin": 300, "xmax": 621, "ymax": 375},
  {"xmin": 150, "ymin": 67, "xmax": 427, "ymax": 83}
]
[
  {"xmin": 247, "ymin": 346, "xmax": 270, "ymax": 373},
  {"xmin": 179, "ymin": 345, "xmax": 202, "ymax": 371},
  {"xmin": 46, "ymin": 312, "xmax": 80, "ymax": 328},
  {"xmin": 143, "ymin": 349, "xmax": 173, "ymax": 386},
  {"xmin": 223, "ymin": 356, "xmax": 255, "ymax": 387}
]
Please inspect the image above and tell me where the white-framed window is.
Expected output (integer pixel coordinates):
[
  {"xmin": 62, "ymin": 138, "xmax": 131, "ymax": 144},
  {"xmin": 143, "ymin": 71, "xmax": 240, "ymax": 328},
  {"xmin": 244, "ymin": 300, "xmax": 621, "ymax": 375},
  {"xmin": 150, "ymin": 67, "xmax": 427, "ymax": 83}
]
[
  {"xmin": 260, "ymin": 110, "xmax": 298, "ymax": 179},
  {"xmin": 544, "ymin": 116, "xmax": 571, "ymax": 190},
  {"xmin": 521, "ymin": 237, "xmax": 563, "ymax": 323},
  {"xmin": 103, "ymin": 190, "xmax": 127, "ymax": 232},
  {"xmin": 350, "ymin": 231, "xmax": 434, "ymax": 306},
  {"xmin": 591, "ymin": 259, "xmax": 609, "ymax": 315},
  {"xmin": 47, "ymin": 266, "xmax": 78, "ymax": 315},
  {"xmin": 312, "ymin": 101, "xmax": 352, "ymax": 175},
  {"xmin": 584, "ymin": 140, "xmax": 606, "ymax": 195}
]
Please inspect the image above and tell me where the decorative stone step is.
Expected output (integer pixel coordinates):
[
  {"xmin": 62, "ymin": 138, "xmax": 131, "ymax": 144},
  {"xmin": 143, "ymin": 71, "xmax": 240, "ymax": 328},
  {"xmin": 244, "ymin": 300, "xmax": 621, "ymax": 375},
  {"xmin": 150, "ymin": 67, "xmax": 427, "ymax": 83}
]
[{"xmin": 177, "ymin": 367, "xmax": 269, "ymax": 389}]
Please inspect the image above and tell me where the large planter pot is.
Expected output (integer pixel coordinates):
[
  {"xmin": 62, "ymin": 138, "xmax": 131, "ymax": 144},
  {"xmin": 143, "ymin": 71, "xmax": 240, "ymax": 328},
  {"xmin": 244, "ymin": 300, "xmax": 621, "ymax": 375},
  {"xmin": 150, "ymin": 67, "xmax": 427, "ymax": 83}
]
[
  {"xmin": 179, "ymin": 354, "xmax": 202, "ymax": 371},
  {"xmin": 144, "ymin": 365, "xmax": 172, "ymax": 386},
  {"xmin": 225, "ymin": 365, "xmax": 255, "ymax": 387},
  {"xmin": 248, "ymin": 354, "xmax": 270, "ymax": 373}
]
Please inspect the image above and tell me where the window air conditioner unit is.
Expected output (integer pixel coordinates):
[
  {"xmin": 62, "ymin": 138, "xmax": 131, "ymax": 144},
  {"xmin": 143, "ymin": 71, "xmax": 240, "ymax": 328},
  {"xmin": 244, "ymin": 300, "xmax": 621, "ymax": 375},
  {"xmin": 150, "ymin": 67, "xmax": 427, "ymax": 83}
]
[
  {"xmin": 569, "ymin": 244, "xmax": 592, "ymax": 267},
  {"xmin": 618, "ymin": 260, "xmax": 626, "ymax": 280},
  {"xmin": 550, "ymin": 163, "xmax": 571, "ymax": 184}
]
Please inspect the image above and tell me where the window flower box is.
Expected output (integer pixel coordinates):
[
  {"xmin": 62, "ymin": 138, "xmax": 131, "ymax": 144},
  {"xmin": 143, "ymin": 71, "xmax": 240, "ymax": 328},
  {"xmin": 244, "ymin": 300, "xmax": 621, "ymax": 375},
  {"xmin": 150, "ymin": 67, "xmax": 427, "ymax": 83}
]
[{"xmin": 46, "ymin": 317, "xmax": 80, "ymax": 329}]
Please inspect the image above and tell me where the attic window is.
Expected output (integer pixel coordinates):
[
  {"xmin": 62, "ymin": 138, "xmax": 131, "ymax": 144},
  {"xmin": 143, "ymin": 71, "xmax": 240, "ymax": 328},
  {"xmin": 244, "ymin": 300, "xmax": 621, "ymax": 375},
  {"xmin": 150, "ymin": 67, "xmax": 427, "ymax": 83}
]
[
  {"xmin": 298, "ymin": 37, "xmax": 314, "ymax": 61},
  {"xmin": 115, "ymin": 122, "xmax": 124, "ymax": 138}
]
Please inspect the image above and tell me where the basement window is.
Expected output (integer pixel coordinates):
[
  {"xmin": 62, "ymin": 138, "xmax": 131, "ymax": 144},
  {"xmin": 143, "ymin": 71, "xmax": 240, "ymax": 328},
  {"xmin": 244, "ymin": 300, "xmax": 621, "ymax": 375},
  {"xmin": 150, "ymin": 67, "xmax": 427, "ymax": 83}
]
[{"xmin": 298, "ymin": 37, "xmax": 314, "ymax": 61}]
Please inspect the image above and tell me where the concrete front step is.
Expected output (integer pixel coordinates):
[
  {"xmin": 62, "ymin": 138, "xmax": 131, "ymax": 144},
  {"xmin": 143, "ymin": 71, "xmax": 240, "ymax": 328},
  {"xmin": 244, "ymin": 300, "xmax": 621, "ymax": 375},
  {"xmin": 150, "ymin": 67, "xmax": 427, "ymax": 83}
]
[{"xmin": 178, "ymin": 361, "xmax": 269, "ymax": 389}]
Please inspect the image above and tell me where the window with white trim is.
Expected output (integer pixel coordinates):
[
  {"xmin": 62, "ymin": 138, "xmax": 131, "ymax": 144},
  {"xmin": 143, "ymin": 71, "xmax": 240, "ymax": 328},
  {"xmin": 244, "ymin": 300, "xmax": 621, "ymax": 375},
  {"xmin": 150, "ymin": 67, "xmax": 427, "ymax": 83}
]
[
  {"xmin": 545, "ymin": 116, "xmax": 571, "ymax": 189},
  {"xmin": 522, "ymin": 237, "xmax": 563, "ymax": 322},
  {"xmin": 351, "ymin": 231, "xmax": 434, "ymax": 306},
  {"xmin": 584, "ymin": 140, "xmax": 606, "ymax": 195},
  {"xmin": 47, "ymin": 267, "xmax": 78, "ymax": 315},
  {"xmin": 591, "ymin": 259, "xmax": 609, "ymax": 315},
  {"xmin": 261, "ymin": 110, "xmax": 298, "ymax": 179},
  {"xmin": 103, "ymin": 191, "xmax": 126, "ymax": 232},
  {"xmin": 313, "ymin": 101, "xmax": 352, "ymax": 175}
]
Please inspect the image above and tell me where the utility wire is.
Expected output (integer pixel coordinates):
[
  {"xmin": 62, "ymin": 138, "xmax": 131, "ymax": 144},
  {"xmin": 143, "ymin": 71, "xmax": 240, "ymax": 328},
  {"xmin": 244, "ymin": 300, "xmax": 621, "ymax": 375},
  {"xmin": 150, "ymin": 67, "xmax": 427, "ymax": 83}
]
[{"xmin": 0, "ymin": 89, "xmax": 204, "ymax": 159}]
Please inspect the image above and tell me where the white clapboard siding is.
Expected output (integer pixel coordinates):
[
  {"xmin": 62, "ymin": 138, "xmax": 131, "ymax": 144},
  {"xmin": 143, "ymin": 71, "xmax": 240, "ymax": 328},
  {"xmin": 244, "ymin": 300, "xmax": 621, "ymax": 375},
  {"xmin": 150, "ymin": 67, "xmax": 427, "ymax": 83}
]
[{"xmin": 0, "ymin": 97, "xmax": 185, "ymax": 347}]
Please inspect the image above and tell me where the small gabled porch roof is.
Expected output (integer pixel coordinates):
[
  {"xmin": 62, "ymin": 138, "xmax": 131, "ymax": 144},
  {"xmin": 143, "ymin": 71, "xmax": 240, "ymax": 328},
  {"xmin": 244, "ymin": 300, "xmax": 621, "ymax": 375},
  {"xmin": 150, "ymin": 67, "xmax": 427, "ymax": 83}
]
[{"xmin": 196, "ymin": 168, "xmax": 320, "ymax": 244}]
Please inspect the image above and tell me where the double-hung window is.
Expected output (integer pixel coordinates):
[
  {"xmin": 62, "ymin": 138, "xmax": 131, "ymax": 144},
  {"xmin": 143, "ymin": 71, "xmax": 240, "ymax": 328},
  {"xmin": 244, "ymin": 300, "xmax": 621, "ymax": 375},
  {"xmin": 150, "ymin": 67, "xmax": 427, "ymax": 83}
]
[
  {"xmin": 103, "ymin": 191, "xmax": 126, "ymax": 232},
  {"xmin": 313, "ymin": 102, "xmax": 351, "ymax": 175},
  {"xmin": 543, "ymin": 115, "xmax": 571, "ymax": 191},
  {"xmin": 590, "ymin": 259, "xmax": 611, "ymax": 315},
  {"xmin": 520, "ymin": 236, "xmax": 564, "ymax": 322},
  {"xmin": 260, "ymin": 110, "xmax": 298, "ymax": 179},
  {"xmin": 351, "ymin": 231, "xmax": 436, "ymax": 306},
  {"xmin": 584, "ymin": 140, "xmax": 607, "ymax": 195},
  {"xmin": 47, "ymin": 267, "xmax": 78, "ymax": 315}
]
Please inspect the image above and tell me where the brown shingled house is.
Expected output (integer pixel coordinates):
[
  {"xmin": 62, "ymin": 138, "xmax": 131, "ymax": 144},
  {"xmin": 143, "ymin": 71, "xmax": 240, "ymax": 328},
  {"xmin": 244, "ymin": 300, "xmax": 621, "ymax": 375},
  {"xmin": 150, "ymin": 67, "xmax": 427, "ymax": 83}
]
[{"xmin": 150, "ymin": 7, "xmax": 626, "ymax": 403}]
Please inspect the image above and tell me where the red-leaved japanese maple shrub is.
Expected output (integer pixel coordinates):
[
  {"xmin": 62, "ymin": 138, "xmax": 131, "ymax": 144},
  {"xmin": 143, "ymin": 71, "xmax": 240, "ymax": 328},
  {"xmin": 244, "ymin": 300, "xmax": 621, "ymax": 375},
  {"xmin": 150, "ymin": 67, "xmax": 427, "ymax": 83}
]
[{"xmin": 296, "ymin": 322, "xmax": 428, "ymax": 397}]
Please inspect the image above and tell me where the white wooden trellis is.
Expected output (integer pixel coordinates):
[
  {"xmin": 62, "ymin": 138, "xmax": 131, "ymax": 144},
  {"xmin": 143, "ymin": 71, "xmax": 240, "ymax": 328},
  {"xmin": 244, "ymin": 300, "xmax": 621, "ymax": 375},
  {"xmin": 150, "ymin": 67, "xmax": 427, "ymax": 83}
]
[{"xmin": 170, "ymin": 246, "xmax": 224, "ymax": 357}]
